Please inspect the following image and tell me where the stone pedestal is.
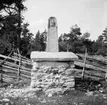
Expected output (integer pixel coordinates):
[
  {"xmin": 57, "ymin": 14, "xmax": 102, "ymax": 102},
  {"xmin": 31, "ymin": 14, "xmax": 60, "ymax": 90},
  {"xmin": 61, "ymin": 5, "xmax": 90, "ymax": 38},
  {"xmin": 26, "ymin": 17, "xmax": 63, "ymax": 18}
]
[{"xmin": 30, "ymin": 52, "xmax": 78, "ymax": 95}]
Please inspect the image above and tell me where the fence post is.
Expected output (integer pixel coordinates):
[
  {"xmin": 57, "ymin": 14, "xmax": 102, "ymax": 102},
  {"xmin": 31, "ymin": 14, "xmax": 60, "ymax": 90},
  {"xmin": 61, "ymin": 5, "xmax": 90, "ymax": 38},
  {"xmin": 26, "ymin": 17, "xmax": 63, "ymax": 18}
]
[
  {"xmin": 17, "ymin": 49, "xmax": 21, "ymax": 81},
  {"xmin": 105, "ymin": 71, "xmax": 107, "ymax": 81},
  {"xmin": 0, "ymin": 51, "xmax": 13, "ymax": 83},
  {"xmin": 82, "ymin": 48, "xmax": 87, "ymax": 79},
  {"xmin": 0, "ymin": 64, "xmax": 3, "ymax": 83}
]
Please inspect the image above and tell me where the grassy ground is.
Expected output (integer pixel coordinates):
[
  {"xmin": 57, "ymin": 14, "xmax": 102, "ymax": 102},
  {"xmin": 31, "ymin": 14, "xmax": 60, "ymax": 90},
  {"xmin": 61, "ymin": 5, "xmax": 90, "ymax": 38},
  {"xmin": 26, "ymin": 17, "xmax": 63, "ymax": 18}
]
[
  {"xmin": 0, "ymin": 89, "xmax": 107, "ymax": 105},
  {"xmin": 0, "ymin": 80, "xmax": 107, "ymax": 105}
]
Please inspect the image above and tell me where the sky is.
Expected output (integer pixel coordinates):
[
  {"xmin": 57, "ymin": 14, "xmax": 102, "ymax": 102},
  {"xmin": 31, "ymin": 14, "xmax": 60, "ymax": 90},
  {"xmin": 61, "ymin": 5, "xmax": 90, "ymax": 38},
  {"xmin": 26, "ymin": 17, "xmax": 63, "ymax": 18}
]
[{"xmin": 23, "ymin": 0, "xmax": 107, "ymax": 40}]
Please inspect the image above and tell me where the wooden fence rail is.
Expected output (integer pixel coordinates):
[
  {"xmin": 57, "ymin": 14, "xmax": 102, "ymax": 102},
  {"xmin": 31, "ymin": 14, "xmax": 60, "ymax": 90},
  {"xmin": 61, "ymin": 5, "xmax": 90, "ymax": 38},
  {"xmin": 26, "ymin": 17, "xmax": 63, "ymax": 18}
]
[
  {"xmin": 0, "ymin": 54, "xmax": 32, "ymax": 83},
  {"xmin": 75, "ymin": 54, "xmax": 107, "ymax": 81}
]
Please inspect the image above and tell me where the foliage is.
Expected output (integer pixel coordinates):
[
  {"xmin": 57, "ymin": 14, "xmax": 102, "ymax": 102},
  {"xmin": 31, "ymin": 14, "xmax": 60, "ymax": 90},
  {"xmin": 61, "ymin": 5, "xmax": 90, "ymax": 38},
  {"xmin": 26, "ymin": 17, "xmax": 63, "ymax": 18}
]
[
  {"xmin": 59, "ymin": 25, "xmax": 93, "ymax": 54},
  {"xmin": 0, "ymin": 0, "xmax": 107, "ymax": 57},
  {"xmin": 31, "ymin": 30, "xmax": 47, "ymax": 52},
  {"xmin": 0, "ymin": 0, "xmax": 30, "ymax": 56},
  {"xmin": 20, "ymin": 23, "xmax": 34, "ymax": 57},
  {"xmin": 59, "ymin": 25, "xmax": 107, "ymax": 56},
  {"xmin": 94, "ymin": 27, "xmax": 107, "ymax": 56}
]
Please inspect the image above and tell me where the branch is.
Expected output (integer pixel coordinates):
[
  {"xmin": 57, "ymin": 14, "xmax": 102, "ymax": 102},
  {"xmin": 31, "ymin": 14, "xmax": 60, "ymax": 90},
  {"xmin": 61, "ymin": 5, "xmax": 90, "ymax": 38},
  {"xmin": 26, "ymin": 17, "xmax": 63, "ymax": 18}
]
[
  {"xmin": 4, "ymin": 8, "xmax": 12, "ymax": 15},
  {"xmin": 4, "ymin": 4, "xmax": 18, "ymax": 12}
]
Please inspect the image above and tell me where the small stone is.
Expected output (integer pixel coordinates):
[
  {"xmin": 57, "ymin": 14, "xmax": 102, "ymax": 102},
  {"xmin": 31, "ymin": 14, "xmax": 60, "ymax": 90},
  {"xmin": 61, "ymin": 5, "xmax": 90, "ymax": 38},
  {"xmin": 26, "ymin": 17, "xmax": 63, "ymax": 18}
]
[
  {"xmin": 48, "ymin": 93, "xmax": 52, "ymax": 97},
  {"xmin": 24, "ymin": 98, "xmax": 28, "ymax": 101},
  {"xmin": 2, "ymin": 98, "xmax": 10, "ymax": 102},
  {"xmin": 94, "ymin": 94, "xmax": 99, "ymax": 97},
  {"xmin": 103, "ymin": 94, "xmax": 107, "ymax": 99},
  {"xmin": 85, "ymin": 91, "xmax": 93, "ymax": 96},
  {"xmin": 30, "ymin": 82, "xmax": 36, "ymax": 88},
  {"xmin": 9, "ymin": 84, "xmax": 14, "ymax": 88},
  {"xmin": 99, "ymin": 88, "xmax": 104, "ymax": 93}
]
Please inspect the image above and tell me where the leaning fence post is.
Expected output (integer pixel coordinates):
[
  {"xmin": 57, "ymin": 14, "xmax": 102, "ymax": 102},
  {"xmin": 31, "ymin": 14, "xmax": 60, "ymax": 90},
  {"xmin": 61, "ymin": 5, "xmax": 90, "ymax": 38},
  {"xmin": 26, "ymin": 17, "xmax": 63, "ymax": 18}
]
[
  {"xmin": 82, "ymin": 48, "xmax": 87, "ymax": 79},
  {"xmin": 17, "ymin": 49, "xmax": 21, "ymax": 81}
]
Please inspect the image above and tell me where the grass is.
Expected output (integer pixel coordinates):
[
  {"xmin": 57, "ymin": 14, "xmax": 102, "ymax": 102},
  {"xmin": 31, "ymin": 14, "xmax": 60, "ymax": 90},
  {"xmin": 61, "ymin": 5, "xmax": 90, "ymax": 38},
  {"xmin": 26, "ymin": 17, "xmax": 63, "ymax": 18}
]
[
  {"xmin": 0, "ymin": 78, "xmax": 107, "ymax": 105},
  {"xmin": 0, "ymin": 86, "xmax": 107, "ymax": 105}
]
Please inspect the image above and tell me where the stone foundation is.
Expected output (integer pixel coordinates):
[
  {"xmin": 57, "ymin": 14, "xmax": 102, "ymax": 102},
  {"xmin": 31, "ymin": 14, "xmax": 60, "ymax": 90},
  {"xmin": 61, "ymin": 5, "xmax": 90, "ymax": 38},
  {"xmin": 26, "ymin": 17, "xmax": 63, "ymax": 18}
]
[{"xmin": 30, "ymin": 61, "xmax": 75, "ymax": 95}]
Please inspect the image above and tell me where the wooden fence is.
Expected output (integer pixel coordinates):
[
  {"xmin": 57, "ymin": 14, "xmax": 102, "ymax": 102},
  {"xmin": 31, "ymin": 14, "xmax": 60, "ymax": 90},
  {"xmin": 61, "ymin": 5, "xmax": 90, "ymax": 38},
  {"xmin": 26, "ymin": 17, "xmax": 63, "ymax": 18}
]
[
  {"xmin": 0, "ymin": 53, "xmax": 107, "ymax": 83},
  {"xmin": 0, "ymin": 53, "xmax": 32, "ymax": 83},
  {"xmin": 74, "ymin": 54, "xmax": 107, "ymax": 81}
]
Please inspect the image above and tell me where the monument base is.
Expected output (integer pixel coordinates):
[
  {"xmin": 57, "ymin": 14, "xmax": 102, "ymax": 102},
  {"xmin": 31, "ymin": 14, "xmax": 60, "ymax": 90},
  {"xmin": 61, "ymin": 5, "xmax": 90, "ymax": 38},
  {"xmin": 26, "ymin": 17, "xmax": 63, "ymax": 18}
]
[{"xmin": 30, "ymin": 52, "xmax": 78, "ymax": 95}]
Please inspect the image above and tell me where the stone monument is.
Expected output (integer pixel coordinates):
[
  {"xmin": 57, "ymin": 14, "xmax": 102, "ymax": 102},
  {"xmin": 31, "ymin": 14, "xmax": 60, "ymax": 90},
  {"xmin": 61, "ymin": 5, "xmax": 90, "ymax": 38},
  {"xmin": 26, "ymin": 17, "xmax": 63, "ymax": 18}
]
[
  {"xmin": 46, "ymin": 17, "xmax": 59, "ymax": 52},
  {"xmin": 30, "ymin": 17, "xmax": 78, "ymax": 95}
]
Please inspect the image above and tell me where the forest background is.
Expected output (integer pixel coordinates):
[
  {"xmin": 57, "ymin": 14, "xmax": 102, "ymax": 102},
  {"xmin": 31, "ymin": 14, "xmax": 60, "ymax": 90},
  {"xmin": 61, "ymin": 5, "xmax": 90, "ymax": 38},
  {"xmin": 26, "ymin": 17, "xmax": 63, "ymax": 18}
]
[{"xmin": 0, "ymin": 0, "xmax": 107, "ymax": 58}]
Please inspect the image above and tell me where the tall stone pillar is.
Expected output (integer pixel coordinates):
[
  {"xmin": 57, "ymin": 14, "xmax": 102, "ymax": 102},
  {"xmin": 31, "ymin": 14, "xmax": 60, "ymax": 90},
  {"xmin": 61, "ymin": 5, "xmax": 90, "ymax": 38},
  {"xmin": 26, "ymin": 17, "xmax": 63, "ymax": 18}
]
[{"xmin": 46, "ymin": 17, "xmax": 59, "ymax": 52}]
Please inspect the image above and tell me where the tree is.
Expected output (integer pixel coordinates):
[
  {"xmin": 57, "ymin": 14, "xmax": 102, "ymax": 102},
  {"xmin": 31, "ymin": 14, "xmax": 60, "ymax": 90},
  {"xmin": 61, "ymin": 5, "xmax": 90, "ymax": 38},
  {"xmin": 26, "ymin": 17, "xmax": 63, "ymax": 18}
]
[
  {"xmin": 39, "ymin": 30, "xmax": 47, "ymax": 51},
  {"xmin": 31, "ymin": 30, "xmax": 47, "ymax": 51},
  {"xmin": 95, "ymin": 27, "xmax": 107, "ymax": 56},
  {"xmin": 0, "ymin": 15, "xmax": 18, "ymax": 54},
  {"xmin": 31, "ymin": 31, "xmax": 42, "ymax": 51},
  {"xmin": 0, "ymin": 0, "xmax": 26, "ymax": 54},
  {"xmin": 20, "ymin": 23, "xmax": 34, "ymax": 57},
  {"xmin": 80, "ymin": 32, "xmax": 94, "ymax": 54},
  {"xmin": 102, "ymin": 27, "xmax": 107, "ymax": 42},
  {"xmin": 59, "ymin": 33, "xmax": 69, "ymax": 51},
  {"xmin": 58, "ymin": 26, "xmax": 95, "ymax": 54},
  {"xmin": 59, "ymin": 24, "xmax": 82, "ymax": 52},
  {"xmin": 81, "ymin": 32, "xmax": 90, "ymax": 40}
]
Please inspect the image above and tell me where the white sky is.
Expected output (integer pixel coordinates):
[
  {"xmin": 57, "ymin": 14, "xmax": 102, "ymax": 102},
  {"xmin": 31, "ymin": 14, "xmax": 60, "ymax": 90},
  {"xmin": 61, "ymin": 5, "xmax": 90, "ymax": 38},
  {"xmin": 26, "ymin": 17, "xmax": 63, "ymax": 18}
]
[{"xmin": 23, "ymin": 0, "xmax": 107, "ymax": 40}]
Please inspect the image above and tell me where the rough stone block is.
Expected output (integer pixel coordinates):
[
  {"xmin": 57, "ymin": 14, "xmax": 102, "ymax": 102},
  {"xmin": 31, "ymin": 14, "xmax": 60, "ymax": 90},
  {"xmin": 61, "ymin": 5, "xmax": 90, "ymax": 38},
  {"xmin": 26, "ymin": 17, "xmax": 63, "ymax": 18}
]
[{"xmin": 30, "ymin": 61, "xmax": 76, "ymax": 95}]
